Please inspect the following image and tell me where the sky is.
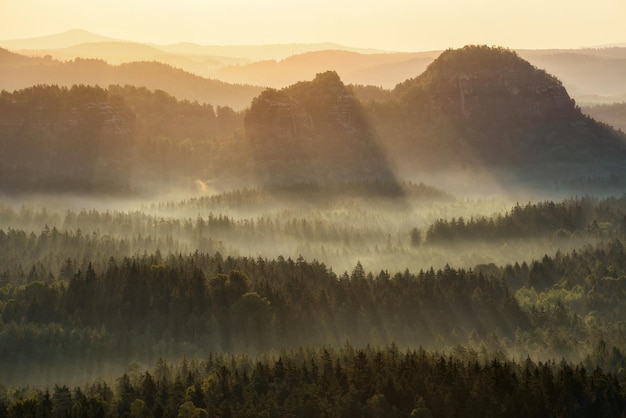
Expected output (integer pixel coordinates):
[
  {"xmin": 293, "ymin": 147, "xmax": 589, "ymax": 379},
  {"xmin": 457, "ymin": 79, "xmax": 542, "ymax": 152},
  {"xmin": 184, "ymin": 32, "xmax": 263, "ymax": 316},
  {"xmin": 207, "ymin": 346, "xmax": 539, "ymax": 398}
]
[{"xmin": 1, "ymin": 0, "xmax": 625, "ymax": 51}]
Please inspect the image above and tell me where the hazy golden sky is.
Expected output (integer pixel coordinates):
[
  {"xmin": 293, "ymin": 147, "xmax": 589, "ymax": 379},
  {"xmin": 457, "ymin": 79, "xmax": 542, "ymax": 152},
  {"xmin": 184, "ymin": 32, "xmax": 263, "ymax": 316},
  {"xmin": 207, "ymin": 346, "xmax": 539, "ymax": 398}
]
[{"xmin": 1, "ymin": 0, "xmax": 624, "ymax": 50}]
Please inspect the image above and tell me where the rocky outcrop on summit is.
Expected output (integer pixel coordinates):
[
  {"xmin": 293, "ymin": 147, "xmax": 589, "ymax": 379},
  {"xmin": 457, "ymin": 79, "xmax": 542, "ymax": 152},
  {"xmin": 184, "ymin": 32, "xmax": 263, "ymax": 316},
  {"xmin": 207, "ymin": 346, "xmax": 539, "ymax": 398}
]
[
  {"xmin": 245, "ymin": 89, "xmax": 312, "ymax": 141},
  {"xmin": 394, "ymin": 45, "xmax": 577, "ymax": 126},
  {"xmin": 246, "ymin": 71, "xmax": 370, "ymax": 141},
  {"xmin": 245, "ymin": 71, "xmax": 400, "ymax": 188},
  {"xmin": 378, "ymin": 45, "xmax": 626, "ymax": 180}
]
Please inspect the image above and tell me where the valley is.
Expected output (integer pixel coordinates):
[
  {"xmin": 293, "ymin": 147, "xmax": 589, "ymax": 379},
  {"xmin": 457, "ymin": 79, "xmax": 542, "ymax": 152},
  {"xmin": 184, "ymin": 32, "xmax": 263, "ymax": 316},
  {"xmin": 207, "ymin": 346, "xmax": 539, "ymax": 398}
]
[{"xmin": 1, "ymin": 27, "xmax": 626, "ymax": 417}]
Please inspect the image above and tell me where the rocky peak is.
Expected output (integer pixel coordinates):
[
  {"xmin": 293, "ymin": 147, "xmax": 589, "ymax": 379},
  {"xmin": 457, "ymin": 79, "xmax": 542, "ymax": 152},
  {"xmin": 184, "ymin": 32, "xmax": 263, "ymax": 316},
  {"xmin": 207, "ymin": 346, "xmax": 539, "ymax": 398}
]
[
  {"xmin": 244, "ymin": 89, "xmax": 312, "ymax": 140},
  {"xmin": 0, "ymin": 85, "xmax": 134, "ymax": 140},
  {"xmin": 377, "ymin": 45, "xmax": 626, "ymax": 175},
  {"xmin": 245, "ymin": 71, "xmax": 366, "ymax": 141},
  {"xmin": 395, "ymin": 45, "xmax": 577, "ymax": 124},
  {"xmin": 244, "ymin": 72, "xmax": 399, "ymax": 186}
]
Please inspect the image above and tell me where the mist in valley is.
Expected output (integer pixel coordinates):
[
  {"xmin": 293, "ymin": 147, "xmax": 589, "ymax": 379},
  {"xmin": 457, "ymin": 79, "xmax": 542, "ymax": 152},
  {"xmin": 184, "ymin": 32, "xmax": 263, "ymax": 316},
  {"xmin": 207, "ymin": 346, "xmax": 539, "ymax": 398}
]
[
  {"xmin": 2, "ymin": 29, "xmax": 626, "ymax": 416},
  {"xmin": 2, "ymin": 175, "xmax": 625, "ymax": 388}
]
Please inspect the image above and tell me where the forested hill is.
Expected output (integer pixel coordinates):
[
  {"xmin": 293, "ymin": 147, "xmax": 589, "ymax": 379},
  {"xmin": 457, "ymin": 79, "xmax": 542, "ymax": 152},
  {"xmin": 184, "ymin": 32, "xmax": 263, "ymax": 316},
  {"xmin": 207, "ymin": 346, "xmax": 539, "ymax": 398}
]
[
  {"xmin": 244, "ymin": 71, "xmax": 402, "ymax": 190},
  {"xmin": 0, "ymin": 48, "xmax": 262, "ymax": 110},
  {"xmin": 0, "ymin": 85, "xmax": 135, "ymax": 193},
  {"xmin": 2, "ymin": 46, "xmax": 626, "ymax": 195},
  {"xmin": 0, "ymin": 85, "xmax": 244, "ymax": 194},
  {"xmin": 371, "ymin": 45, "xmax": 626, "ymax": 184}
]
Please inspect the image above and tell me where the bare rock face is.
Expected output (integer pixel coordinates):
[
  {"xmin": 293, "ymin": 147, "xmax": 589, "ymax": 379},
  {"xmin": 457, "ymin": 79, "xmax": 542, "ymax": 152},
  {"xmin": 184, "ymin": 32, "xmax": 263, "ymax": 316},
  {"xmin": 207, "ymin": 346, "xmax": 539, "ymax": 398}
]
[
  {"xmin": 245, "ymin": 71, "xmax": 367, "ymax": 141},
  {"xmin": 244, "ymin": 89, "xmax": 312, "ymax": 141},
  {"xmin": 453, "ymin": 67, "xmax": 575, "ymax": 120},
  {"xmin": 387, "ymin": 45, "xmax": 626, "ymax": 170},
  {"xmin": 397, "ymin": 46, "xmax": 578, "ymax": 126},
  {"xmin": 244, "ymin": 71, "xmax": 399, "ymax": 186}
]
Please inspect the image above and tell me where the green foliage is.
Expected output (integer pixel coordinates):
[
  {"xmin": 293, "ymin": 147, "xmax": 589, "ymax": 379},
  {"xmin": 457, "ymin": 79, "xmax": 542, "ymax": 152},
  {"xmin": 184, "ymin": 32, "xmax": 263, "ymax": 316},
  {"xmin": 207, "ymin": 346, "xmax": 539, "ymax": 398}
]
[
  {"xmin": 0, "ymin": 85, "xmax": 135, "ymax": 193},
  {"xmin": 0, "ymin": 84, "xmax": 252, "ymax": 194},
  {"xmin": 109, "ymin": 84, "xmax": 242, "ymax": 141},
  {"xmin": 425, "ymin": 196, "xmax": 626, "ymax": 243},
  {"xmin": 367, "ymin": 46, "xmax": 626, "ymax": 183},
  {"xmin": 3, "ymin": 345, "xmax": 626, "ymax": 418},
  {"xmin": 244, "ymin": 71, "xmax": 401, "ymax": 187},
  {"xmin": 0, "ymin": 252, "xmax": 530, "ymax": 381}
]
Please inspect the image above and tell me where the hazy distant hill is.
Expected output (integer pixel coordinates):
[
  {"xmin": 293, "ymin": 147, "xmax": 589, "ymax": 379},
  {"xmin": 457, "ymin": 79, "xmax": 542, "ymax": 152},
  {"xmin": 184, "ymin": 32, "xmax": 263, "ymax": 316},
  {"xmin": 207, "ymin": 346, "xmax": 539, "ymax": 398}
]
[
  {"xmin": 215, "ymin": 50, "xmax": 439, "ymax": 89},
  {"xmin": 5, "ymin": 30, "xmax": 626, "ymax": 104},
  {"xmin": 519, "ymin": 49, "xmax": 626, "ymax": 103},
  {"xmin": 372, "ymin": 45, "xmax": 626, "ymax": 185},
  {"xmin": 582, "ymin": 102, "xmax": 626, "ymax": 132},
  {"xmin": 0, "ymin": 29, "xmax": 119, "ymax": 50},
  {"xmin": 1, "ymin": 29, "xmax": 384, "ymax": 60},
  {"xmin": 14, "ymin": 42, "xmax": 249, "ymax": 79},
  {"xmin": 158, "ymin": 42, "xmax": 385, "ymax": 61},
  {"xmin": 18, "ymin": 41, "xmax": 225, "ymax": 65},
  {"xmin": 0, "ymin": 48, "xmax": 262, "ymax": 109}
]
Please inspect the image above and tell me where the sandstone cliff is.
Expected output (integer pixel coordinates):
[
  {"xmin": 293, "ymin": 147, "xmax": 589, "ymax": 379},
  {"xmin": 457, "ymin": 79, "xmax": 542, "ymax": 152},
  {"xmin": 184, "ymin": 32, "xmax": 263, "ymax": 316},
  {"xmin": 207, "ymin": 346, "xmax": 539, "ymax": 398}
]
[{"xmin": 244, "ymin": 71, "xmax": 400, "ymax": 188}]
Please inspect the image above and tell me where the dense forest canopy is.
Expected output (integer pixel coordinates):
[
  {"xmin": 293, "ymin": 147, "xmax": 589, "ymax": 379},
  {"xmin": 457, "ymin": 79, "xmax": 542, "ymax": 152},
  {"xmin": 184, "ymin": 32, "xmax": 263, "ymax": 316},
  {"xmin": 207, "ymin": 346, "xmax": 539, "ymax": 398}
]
[
  {"xmin": 3, "ymin": 344, "xmax": 625, "ymax": 418},
  {"xmin": 2, "ymin": 45, "xmax": 626, "ymax": 417},
  {"xmin": 1, "ymin": 193, "xmax": 626, "ymax": 385}
]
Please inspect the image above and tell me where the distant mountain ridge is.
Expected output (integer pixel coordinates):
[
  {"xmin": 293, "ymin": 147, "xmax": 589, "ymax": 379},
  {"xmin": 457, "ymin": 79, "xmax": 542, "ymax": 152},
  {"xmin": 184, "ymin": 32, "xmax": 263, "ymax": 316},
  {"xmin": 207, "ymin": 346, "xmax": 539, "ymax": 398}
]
[
  {"xmin": 582, "ymin": 102, "xmax": 626, "ymax": 132},
  {"xmin": 4, "ymin": 30, "xmax": 626, "ymax": 102},
  {"xmin": 1, "ymin": 45, "xmax": 625, "ymax": 195},
  {"xmin": 0, "ymin": 29, "xmax": 120, "ymax": 50},
  {"xmin": 0, "ymin": 48, "xmax": 262, "ymax": 109},
  {"xmin": 0, "ymin": 29, "xmax": 386, "ymax": 61},
  {"xmin": 214, "ymin": 50, "xmax": 438, "ymax": 89},
  {"xmin": 157, "ymin": 42, "xmax": 386, "ymax": 61}
]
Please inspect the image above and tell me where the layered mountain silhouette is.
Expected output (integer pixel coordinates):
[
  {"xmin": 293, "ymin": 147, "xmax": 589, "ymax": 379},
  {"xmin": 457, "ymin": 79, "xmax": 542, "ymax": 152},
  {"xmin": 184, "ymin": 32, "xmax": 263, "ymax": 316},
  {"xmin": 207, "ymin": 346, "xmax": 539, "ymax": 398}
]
[
  {"xmin": 582, "ymin": 102, "xmax": 626, "ymax": 132},
  {"xmin": 0, "ymin": 29, "xmax": 119, "ymax": 50},
  {"xmin": 4, "ymin": 30, "xmax": 626, "ymax": 102},
  {"xmin": 0, "ymin": 48, "xmax": 261, "ymax": 109},
  {"xmin": 1, "ymin": 45, "xmax": 625, "ymax": 195},
  {"xmin": 215, "ymin": 50, "xmax": 438, "ymax": 89},
  {"xmin": 518, "ymin": 49, "xmax": 626, "ymax": 102}
]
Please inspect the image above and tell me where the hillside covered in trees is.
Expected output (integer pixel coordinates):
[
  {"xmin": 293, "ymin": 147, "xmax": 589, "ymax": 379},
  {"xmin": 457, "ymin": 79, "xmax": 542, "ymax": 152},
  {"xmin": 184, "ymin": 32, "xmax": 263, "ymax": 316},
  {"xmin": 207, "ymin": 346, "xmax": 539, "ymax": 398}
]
[
  {"xmin": 3, "ymin": 344, "xmax": 625, "ymax": 418},
  {"xmin": 2, "ymin": 192, "xmax": 626, "ymax": 385},
  {"xmin": 371, "ymin": 46, "xmax": 626, "ymax": 184},
  {"xmin": 2, "ymin": 44, "xmax": 626, "ymax": 417},
  {"xmin": 2, "ymin": 46, "xmax": 626, "ymax": 196},
  {"xmin": 0, "ymin": 85, "xmax": 244, "ymax": 194}
]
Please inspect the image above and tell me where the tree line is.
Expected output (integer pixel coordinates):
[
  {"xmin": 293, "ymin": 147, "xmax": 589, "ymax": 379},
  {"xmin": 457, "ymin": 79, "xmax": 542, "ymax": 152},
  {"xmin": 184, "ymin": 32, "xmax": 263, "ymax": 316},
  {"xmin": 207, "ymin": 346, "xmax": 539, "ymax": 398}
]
[
  {"xmin": 0, "ymin": 252, "xmax": 528, "ymax": 384},
  {"xmin": 4, "ymin": 238, "xmax": 626, "ymax": 385},
  {"xmin": 2, "ymin": 344, "xmax": 625, "ymax": 418},
  {"xmin": 423, "ymin": 196, "xmax": 626, "ymax": 244}
]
